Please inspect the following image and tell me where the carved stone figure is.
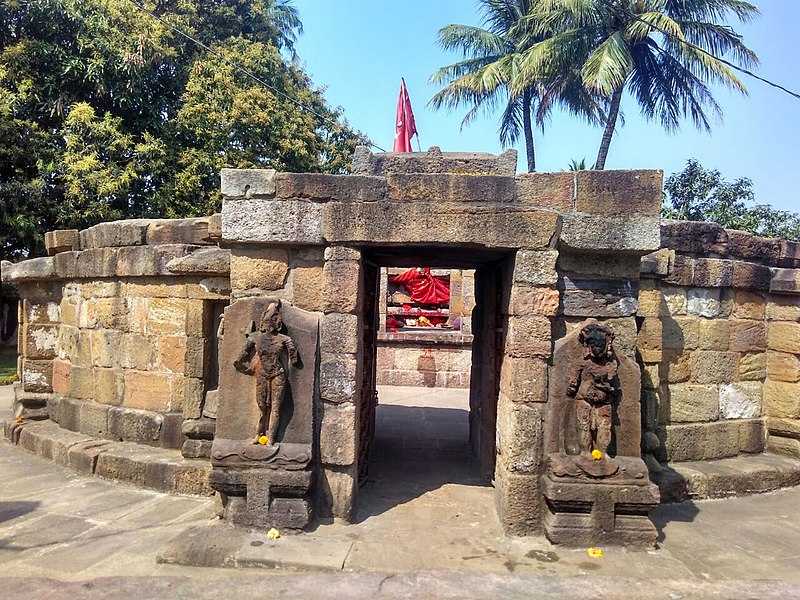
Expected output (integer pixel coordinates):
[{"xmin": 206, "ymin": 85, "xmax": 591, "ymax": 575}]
[
  {"xmin": 233, "ymin": 300, "xmax": 301, "ymax": 445},
  {"xmin": 567, "ymin": 322, "xmax": 620, "ymax": 461}
]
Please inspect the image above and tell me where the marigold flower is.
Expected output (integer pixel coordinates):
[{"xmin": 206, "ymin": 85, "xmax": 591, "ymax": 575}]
[
  {"xmin": 591, "ymin": 449, "xmax": 603, "ymax": 460},
  {"xmin": 587, "ymin": 547, "xmax": 604, "ymax": 558},
  {"xmin": 258, "ymin": 435, "xmax": 269, "ymax": 445},
  {"xmin": 266, "ymin": 528, "xmax": 281, "ymax": 540}
]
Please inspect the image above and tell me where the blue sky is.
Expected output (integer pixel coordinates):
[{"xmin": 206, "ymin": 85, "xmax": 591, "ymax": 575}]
[{"xmin": 294, "ymin": 1, "xmax": 798, "ymax": 212}]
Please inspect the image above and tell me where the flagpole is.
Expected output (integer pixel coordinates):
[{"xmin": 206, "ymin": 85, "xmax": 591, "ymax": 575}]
[{"xmin": 415, "ymin": 134, "xmax": 422, "ymax": 152}]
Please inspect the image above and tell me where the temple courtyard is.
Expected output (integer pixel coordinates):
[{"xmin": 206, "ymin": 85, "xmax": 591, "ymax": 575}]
[{"xmin": 1, "ymin": 384, "xmax": 798, "ymax": 598}]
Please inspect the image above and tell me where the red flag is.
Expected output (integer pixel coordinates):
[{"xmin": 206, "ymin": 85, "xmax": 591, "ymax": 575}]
[{"xmin": 393, "ymin": 78, "xmax": 417, "ymax": 153}]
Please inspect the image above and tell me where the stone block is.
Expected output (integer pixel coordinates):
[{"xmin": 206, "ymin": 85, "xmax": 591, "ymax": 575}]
[
  {"xmin": 496, "ymin": 398, "xmax": 544, "ymax": 473},
  {"xmin": 94, "ymin": 367, "xmax": 124, "ymax": 405},
  {"xmin": 319, "ymin": 353, "xmax": 358, "ymax": 404},
  {"xmin": 562, "ymin": 277, "xmax": 638, "ymax": 317},
  {"xmin": 221, "ymin": 168, "xmax": 276, "ymax": 198},
  {"xmin": 767, "ymin": 321, "xmax": 800, "ymax": 353},
  {"xmin": 727, "ymin": 230, "xmax": 782, "ymax": 263},
  {"xmin": 183, "ymin": 377, "xmax": 205, "ymax": 419},
  {"xmin": 76, "ymin": 247, "xmax": 118, "ymax": 278},
  {"xmin": 505, "ymin": 316, "xmax": 551, "ymax": 358},
  {"xmin": 79, "ymin": 400, "xmax": 110, "ymax": 437},
  {"xmin": 292, "ymin": 265, "xmax": 325, "ymax": 311},
  {"xmin": 771, "ymin": 268, "xmax": 800, "ymax": 294},
  {"xmin": 79, "ymin": 220, "xmax": 149, "ymax": 248},
  {"xmin": 663, "ymin": 353, "xmax": 691, "ymax": 384},
  {"xmin": 515, "ymin": 172, "xmax": 573, "ymax": 211},
  {"xmin": 768, "ymin": 436, "xmax": 800, "ymax": 459},
  {"xmin": 696, "ymin": 319, "xmax": 729, "ymax": 351},
  {"xmin": 664, "ymin": 317, "xmax": 699, "ymax": 351},
  {"xmin": 513, "ymin": 250, "xmax": 558, "ymax": 286},
  {"xmin": 574, "ymin": 169, "xmax": 662, "ymax": 215},
  {"xmin": 278, "ymin": 172, "xmax": 386, "ymax": 202},
  {"xmin": 1, "ymin": 257, "xmax": 55, "ymax": 283},
  {"xmin": 53, "ymin": 251, "xmax": 79, "ymax": 279},
  {"xmin": 90, "ymin": 329, "xmax": 121, "ymax": 368},
  {"xmin": 500, "ymin": 356, "xmax": 548, "ymax": 404},
  {"xmin": 686, "ymin": 288, "xmax": 721, "ymax": 317},
  {"xmin": 636, "ymin": 286, "xmax": 662, "ymax": 317},
  {"xmin": 322, "ymin": 259, "xmax": 361, "ymax": 314},
  {"xmin": 320, "ymin": 313, "xmax": 359, "ymax": 354},
  {"xmin": 223, "ymin": 198, "xmax": 324, "ymax": 244},
  {"xmin": 45, "ymin": 229, "xmax": 80, "ymax": 255},
  {"xmin": 146, "ymin": 298, "xmax": 187, "ymax": 336},
  {"xmin": 660, "ymin": 220, "xmax": 729, "ymax": 256},
  {"xmin": 738, "ymin": 418, "xmax": 766, "ymax": 453},
  {"xmin": 739, "ymin": 352, "xmax": 767, "ymax": 381},
  {"xmin": 691, "ymin": 258, "xmax": 733, "ymax": 287},
  {"xmin": 560, "ymin": 214, "xmax": 660, "ymax": 253},
  {"xmin": 664, "ymin": 383, "xmax": 719, "ymax": 422},
  {"xmin": 766, "ymin": 298, "xmax": 800, "ymax": 322},
  {"xmin": 118, "ymin": 333, "xmax": 157, "ymax": 370},
  {"xmin": 658, "ymin": 420, "xmax": 740, "ymax": 462},
  {"xmin": 508, "ymin": 286, "xmax": 560, "ymax": 316},
  {"xmin": 230, "ymin": 247, "xmax": 288, "ymax": 292},
  {"xmin": 323, "ymin": 246, "xmax": 360, "ymax": 262},
  {"xmin": 494, "ymin": 469, "xmax": 542, "ymax": 536},
  {"xmin": 52, "ymin": 358, "xmax": 71, "ymax": 396},
  {"xmin": 732, "ymin": 290, "xmax": 766, "ymax": 320},
  {"xmin": 763, "ymin": 380, "xmax": 800, "ymax": 418},
  {"xmin": 689, "ymin": 351, "xmax": 738, "ymax": 384},
  {"xmin": 780, "ymin": 240, "xmax": 800, "ymax": 268},
  {"xmin": 319, "ymin": 466, "xmax": 357, "ymax": 520},
  {"xmin": 320, "ymin": 403, "xmax": 357, "ymax": 466},
  {"xmin": 767, "ymin": 351, "xmax": 800, "ymax": 382},
  {"xmin": 166, "ymin": 247, "xmax": 230, "ymax": 275},
  {"xmin": 387, "ymin": 173, "xmax": 512, "ymax": 203},
  {"xmin": 68, "ymin": 364, "xmax": 95, "ymax": 399},
  {"xmin": 21, "ymin": 323, "xmax": 58, "ymax": 360},
  {"xmin": 640, "ymin": 248, "xmax": 672, "ymax": 277},
  {"xmin": 323, "ymin": 201, "xmax": 559, "ymax": 249},
  {"xmin": 663, "ymin": 254, "xmax": 694, "ymax": 286},
  {"xmin": 729, "ymin": 320, "xmax": 767, "ymax": 352},
  {"xmin": 107, "ymin": 406, "xmax": 163, "ymax": 444},
  {"xmin": 719, "ymin": 382, "xmax": 762, "ymax": 419},
  {"xmin": 146, "ymin": 218, "xmax": 213, "ymax": 245},
  {"xmin": 353, "ymin": 146, "xmax": 517, "ymax": 176},
  {"xmin": 768, "ymin": 417, "xmax": 800, "ymax": 440},
  {"xmin": 182, "ymin": 439, "xmax": 213, "ymax": 459},
  {"xmin": 22, "ymin": 359, "xmax": 53, "ymax": 393},
  {"xmin": 123, "ymin": 371, "xmax": 174, "ymax": 412},
  {"xmin": 732, "ymin": 261, "xmax": 771, "ymax": 290}
]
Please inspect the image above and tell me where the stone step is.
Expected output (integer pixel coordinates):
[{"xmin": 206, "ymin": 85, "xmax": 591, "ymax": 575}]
[
  {"xmin": 3, "ymin": 418, "xmax": 213, "ymax": 496},
  {"xmin": 653, "ymin": 453, "xmax": 800, "ymax": 503}
]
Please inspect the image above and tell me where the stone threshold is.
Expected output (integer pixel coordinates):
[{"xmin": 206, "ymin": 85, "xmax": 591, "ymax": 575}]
[
  {"xmin": 652, "ymin": 452, "xmax": 800, "ymax": 503},
  {"xmin": 3, "ymin": 418, "xmax": 213, "ymax": 496}
]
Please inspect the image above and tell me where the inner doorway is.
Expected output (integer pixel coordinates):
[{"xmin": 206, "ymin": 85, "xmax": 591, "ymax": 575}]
[{"xmin": 356, "ymin": 246, "xmax": 513, "ymax": 522}]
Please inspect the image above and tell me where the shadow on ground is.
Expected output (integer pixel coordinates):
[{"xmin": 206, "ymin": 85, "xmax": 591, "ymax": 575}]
[{"xmin": 355, "ymin": 404, "xmax": 489, "ymax": 523}]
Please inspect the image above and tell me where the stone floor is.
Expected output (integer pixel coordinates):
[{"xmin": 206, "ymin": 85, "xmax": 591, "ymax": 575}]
[{"xmin": 1, "ymin": 385, "xmax": 799, "ymax": 598}]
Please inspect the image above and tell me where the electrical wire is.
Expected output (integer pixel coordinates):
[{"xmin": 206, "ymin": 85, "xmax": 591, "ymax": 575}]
[{"xmin": 124, "ymin": 0, "xmax": 389, "ymax": 151}]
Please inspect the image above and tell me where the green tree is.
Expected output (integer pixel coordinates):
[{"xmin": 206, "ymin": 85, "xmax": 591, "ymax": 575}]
[
  {"xmin": 430, "ymin": 0, "xmax": 599, "ymax": 172},
  {"xmin": 663, "ymin": 159, "xmax": 800, "ymax": 241},
  {"xmin": 0, "ymin": 0, "xmax": 363, "ymax": 258},
  {"xmin": 520, "ymin": 0, "xmax": 759, "ymax": 169}
]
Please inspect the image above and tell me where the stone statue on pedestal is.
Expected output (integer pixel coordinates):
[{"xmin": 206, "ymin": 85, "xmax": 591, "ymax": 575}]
[{"xmin": 234, "ymin": 301, "xmax": 301, "ymax": 446}]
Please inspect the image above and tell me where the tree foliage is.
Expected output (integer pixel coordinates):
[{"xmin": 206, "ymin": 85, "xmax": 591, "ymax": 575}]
[
  {"xmin": 0, "ymin": 0, "xmax": 364, "ymax": 259},
  {"xmin": 663, "ymin": 159, "xmax": 800, "ymax": 241}
]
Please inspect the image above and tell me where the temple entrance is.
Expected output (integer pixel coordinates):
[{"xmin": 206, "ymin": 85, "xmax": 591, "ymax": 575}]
[{"xmin": 355, "ymin": 247, "xmax": 513, "ymax": 521}]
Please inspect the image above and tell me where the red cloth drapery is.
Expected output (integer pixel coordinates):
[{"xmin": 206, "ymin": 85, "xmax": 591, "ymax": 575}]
[
  {"xmin": 393, "ymin": 78, "xmax": 417, "ymax": 153},
  {"xmin": 389, "ymin": 267, "xmax": 449, "ymax": 305}
]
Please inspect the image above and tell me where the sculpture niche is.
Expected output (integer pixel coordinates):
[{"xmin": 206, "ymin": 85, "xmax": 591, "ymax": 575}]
[
  {"xmin": 542, "ymin": 319, "xmax": 659, "ymax": 547},
  {"xmin": 234, "ymin": 300, "xmax": 301, "ymax": 447},
  {"xmin": 210, "ymin": 298, "xmax": 318, "ymax": 531}
]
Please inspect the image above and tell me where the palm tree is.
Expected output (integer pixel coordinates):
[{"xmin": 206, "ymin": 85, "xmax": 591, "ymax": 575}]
[
  {"xmin": 430, "ymin": 0, "xmax": 600, "ymax": 171},
  {"xmin": 568, "ymin": 157, "xmax": 587, "ymax": 170},
  {"xmin": 520, "ymin": 0, "xmax": 759, "ymax": 169}
]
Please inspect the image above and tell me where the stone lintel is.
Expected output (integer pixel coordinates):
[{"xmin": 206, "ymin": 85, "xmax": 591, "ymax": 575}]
[{"xmin": 560, "ymin": 213, "xmax": 660, "ymax": 254}]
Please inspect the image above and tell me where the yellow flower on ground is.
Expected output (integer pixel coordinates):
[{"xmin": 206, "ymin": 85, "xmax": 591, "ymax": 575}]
[
  {"xmin": 266, "ymin": 528, "xmax": 281, "ymax": 540},
  {"xmin": 258, "ymin": 435, "xmax": 269, "ymax": 445},
  {"xmin": 587, "ymin": 547, "xmax": 604, "ymax": 558},
  {"xmin": 591, "ymin": 449, "xmax": 603, "ymax": 460}
]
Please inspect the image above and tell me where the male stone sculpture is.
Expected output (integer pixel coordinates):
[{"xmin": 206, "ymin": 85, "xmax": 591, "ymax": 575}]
[
  {"xmin": 566, "ymin": 322, "xmax": 620, "ymax": 461},
  {"xmin": 233, "ymin": 300, "xmax": 300, "ymax": 445}
]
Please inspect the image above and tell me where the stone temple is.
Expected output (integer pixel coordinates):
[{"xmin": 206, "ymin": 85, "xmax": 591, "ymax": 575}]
[{"xmin": 3, "ymin": 146, "xmax": 800, "ymax": 546}]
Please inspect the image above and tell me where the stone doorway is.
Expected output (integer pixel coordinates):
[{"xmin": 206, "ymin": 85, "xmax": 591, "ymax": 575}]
[{"xmin": 355, "ymin": 247, "xmax": 514, "ymax": 520}]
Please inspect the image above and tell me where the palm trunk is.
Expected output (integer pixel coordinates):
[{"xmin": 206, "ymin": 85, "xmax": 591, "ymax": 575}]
[
  {"xmin": 522, "ymin": 89, "xmax": 536, "ymax": 172},
  {"xmin": 594, "ymin": 84, "xmax": 624, "ymax": 170}
]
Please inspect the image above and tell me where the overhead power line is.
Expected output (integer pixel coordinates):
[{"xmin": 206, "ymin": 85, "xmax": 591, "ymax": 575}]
[
  {"xmin": 601, "ymin": 0, "xmax": 800, "ymax": 101},
  {"xmin": 124, "ymin": 0, "xmax": 388, "ymax": 152}
]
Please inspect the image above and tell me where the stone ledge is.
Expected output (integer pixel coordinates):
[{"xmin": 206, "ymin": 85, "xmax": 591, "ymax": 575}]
[
  {"xmin": 4, "ymin": 418, "xmax": 213, "ymax": 496},
  {"xmin": 377, "ymin": 331, "xmax": 474, "ymax": 346},
  {"xmin": 352, "ymin": 145, "xmax": 518, "ymax": 176},
  {"xmin": 652, "ymin": 453, "xmax": 800, "ymax": 503}
]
